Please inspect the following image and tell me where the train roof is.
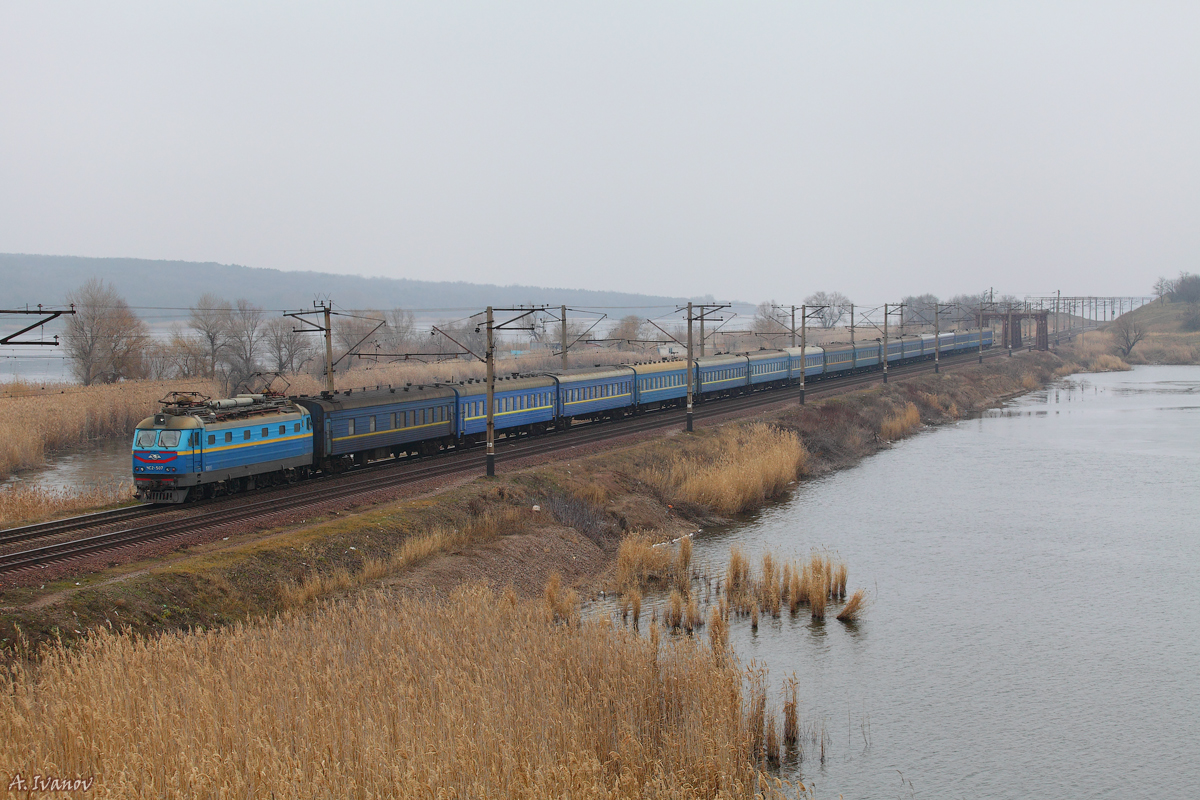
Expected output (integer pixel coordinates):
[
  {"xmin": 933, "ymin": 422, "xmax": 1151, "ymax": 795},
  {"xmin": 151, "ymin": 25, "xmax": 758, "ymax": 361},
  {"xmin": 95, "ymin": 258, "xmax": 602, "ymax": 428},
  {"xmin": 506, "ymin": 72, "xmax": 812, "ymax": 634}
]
[
  {"xmin": 746, "ymin": 349, "xmax": 788, "ymax": 361},
  {"xmin": 628, "ymin": 359, "xmax": 688, "ymax": 375},
  {"xmin": 552, "ymin": 365, "xmax": 636, "ymax": 383},
  {"xmin": 694, "ymin": 353, "xmax": 747, "ymax": 367},
  {"xmin": 296, "ymin": 383, "xmax": 457, "ymax": 412},
  {"xmin": 453, "ymin": 375, "xmax": 555, "ymax": 395},
  {"xmin": 783, "ymin": 346, "xmax": 825, "ymax": 357}
]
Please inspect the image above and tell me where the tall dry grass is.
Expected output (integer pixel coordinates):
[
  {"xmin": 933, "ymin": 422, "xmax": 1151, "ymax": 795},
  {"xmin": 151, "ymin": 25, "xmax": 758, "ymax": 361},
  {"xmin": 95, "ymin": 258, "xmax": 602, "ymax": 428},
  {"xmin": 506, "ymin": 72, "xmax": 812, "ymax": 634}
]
[
  {"xmin": 0, "ymin": 481, "xmax": 134, "ymax": 528},
  {"xmin": 640, "ymin": 423, "xmax": 809, "ymax": 516},
  {"xmin": 879, "ymin": 401, "xmax": 921, "ymax": 441},
  {"xmin": 0, "ymin": 584, "xmax": 808, "ymax": 798}
]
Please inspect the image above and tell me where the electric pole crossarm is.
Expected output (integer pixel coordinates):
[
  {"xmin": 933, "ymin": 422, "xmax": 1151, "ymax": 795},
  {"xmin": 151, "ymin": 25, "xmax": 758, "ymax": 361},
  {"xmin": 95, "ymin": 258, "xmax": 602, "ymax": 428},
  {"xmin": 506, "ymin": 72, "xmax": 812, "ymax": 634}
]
[{"xmin": 0, "ymin": 307, "xmax": 76, "ymax": 345}]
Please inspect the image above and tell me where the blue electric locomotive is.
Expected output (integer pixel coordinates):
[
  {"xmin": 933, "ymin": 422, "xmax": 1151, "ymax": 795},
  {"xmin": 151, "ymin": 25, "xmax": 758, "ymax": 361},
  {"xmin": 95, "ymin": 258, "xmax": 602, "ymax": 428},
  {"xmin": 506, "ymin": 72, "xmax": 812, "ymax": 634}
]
[{"xmin": 133, "ymin": 393, "xmax": 313, "ymax": 502}]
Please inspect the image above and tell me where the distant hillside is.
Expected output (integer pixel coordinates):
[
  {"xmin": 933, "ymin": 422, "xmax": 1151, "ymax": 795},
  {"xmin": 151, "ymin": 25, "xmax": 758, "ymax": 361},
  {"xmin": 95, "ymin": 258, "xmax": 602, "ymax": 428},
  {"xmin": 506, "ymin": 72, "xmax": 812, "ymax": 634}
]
[{"xmin": 0, "ymin": 253, "xmax": 710, "ymax": 315}]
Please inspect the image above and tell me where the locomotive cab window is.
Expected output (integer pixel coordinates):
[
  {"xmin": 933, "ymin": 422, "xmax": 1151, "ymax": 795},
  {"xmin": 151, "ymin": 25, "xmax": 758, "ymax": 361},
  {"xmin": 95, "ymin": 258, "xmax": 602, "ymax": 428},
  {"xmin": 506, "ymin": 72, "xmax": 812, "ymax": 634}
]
[
  {"xmin": 135, "ymin": 430, "xmax": 157, "ymax": 448},
  {"xmin": 159, "ymin": 430, "xmax": 181, "ymax": 448}
]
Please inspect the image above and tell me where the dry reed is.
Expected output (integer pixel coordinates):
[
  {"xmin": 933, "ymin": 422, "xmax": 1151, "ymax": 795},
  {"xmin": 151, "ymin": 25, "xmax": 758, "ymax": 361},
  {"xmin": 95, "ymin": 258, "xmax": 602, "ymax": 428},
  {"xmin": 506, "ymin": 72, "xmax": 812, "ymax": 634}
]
[
  {"xmin": 0, "ymin": 584, "xmax": 796, "ymax": 798},
  {"xmin": 0, "ymin": 481, "xmax": 133, "ymax": 527},
  {"xmin": 879, "ymin": 401, "xmax": 922, "ymax": 440},
  {"xmin": 615, "ymin": 533, "xmax": 674, "ymax": 592},
  {"xmin": 640, "ymin": 423, "xmax": 808, "ymax": 515},
  {"xmin": 836, "ymin": 589, "xmax": 870, "ymax": 623}
]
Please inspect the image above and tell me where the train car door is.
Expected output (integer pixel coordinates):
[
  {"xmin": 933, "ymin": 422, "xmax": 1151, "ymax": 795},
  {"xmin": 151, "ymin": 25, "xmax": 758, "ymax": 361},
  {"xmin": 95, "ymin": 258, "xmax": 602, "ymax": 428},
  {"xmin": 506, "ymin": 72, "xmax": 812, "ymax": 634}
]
[{"xmin": 192, "ymin": 430, "xmax": 202, "ymax": 473}]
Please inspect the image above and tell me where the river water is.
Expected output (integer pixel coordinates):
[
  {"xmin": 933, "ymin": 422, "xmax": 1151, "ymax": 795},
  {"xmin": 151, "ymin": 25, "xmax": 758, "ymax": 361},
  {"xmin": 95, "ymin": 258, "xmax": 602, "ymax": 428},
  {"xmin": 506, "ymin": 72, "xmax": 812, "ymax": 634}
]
[{"xmin": 679, "ymin": 365, "xmax": 1200, "ymax": 799}]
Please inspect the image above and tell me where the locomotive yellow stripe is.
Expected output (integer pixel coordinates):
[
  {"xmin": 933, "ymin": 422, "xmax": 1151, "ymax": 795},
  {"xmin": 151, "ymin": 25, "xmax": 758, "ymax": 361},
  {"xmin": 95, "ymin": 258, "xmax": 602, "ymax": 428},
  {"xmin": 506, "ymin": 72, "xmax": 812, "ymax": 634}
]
[{"xmin": 202, "ymin": 432, "xmax": 312, "ymax": 454}]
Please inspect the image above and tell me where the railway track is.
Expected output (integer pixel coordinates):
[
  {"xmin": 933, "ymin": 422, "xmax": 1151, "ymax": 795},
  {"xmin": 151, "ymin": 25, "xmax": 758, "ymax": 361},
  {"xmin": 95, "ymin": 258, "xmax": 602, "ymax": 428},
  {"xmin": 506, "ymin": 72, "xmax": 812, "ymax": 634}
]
[{"xmin": 0, "ymin": 345, "xmax": 1013, "ymax": 575}]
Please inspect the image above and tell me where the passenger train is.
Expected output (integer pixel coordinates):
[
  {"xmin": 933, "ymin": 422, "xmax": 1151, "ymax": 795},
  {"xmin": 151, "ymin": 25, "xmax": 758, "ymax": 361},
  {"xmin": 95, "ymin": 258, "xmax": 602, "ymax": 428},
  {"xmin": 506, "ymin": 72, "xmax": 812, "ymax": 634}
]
[{"xmin": 132, "ymin": 329, "xmax": 993, "ymax": 503}]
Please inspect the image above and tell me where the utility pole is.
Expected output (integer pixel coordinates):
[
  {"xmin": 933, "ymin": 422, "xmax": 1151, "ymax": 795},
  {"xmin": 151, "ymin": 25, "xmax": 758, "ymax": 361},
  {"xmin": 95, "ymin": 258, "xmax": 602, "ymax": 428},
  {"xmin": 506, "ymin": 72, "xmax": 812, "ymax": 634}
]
[
  {"xmin": 799, "ymin": 304, "xmax": 807, "ymax": 405},
  {"xmin": 286, "ymin": 300, "xmax": 364, "ymax": 396},
  {"xmin": 883, "ymin": 303, "xmax": 890, "ymax": 383},
  {"xmin": 1007, "ymin": 304, "xmax": 1014, "ymax": 356},
  {"xmin": 699, "ymin": 309, "xmax": 705, "ymax": 357},
  {"xmin": 322, "ymin": 303, "xmax": 335, "ymax": 393},
  {"xmin": 486, "ymin": 306, "xmax": 495, "ymax": 477},
  {"xmin": 934, "ymin": 303, "xmax": 941, "ymax": 373},
  {"xmin": 686, "ymin": 301, "xmax": 694, "ymax": 432},
  {"xmin": 791, "ymin": 305, "xmax": 796, "ymax": 349},
  {"xmin": 561, "ymin": 304, "xmax": 568, "ymax": 371},
  {"xmin": 850, "ymin": 304, "xmax": 856, "ymax": 370}
]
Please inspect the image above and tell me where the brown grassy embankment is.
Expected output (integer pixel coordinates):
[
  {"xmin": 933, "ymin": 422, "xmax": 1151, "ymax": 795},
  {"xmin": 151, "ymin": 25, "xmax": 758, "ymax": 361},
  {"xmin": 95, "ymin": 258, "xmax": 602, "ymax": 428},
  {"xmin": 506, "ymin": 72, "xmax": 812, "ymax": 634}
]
[{"xmin": 0, "ymin": 583, "xmax": 809, "ymax": 799}]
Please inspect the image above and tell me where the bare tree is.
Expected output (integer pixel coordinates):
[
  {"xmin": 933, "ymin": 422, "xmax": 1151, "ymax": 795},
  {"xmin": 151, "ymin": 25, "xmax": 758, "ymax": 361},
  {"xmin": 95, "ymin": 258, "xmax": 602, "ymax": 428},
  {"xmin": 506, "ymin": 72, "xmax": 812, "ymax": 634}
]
[
  {"xmin": 224, "ymin": 299, "xmax": 265, "ymax": 390},
  {"xmin": 263, "ymin": 316, "xmax": 315, "ymax": 374},
  {"xmin": 901, "ymin": 294, "xmax": 939, "ymax": 327},
  {"xmin": 164, "ymin": 324, "xmax": 209, "ymax": 378},
  {"xmin": 188, "ymin": 293, "xmax": 232, "ymax": 378},
  {"xmin": 62, "ymin": 279, "xmax": 152, "ymax": 385},
  {"xmin": 609, "ymin": 315, "xmax": 649, "ymax": 350},
  {"xmin": 1153, "ymin": 276, "xmax": 1174, "ymax": 304},
  {"xmin": 804, "ymin": 292, "xmax": 850, "ymax": 328},
  {"xmin": 1111, "ymin": 314, "xmax": 1147, "ymax": 357},
  {"xmin": 381, "ymin": 308, "xmax": 417, "ymax": 355}
]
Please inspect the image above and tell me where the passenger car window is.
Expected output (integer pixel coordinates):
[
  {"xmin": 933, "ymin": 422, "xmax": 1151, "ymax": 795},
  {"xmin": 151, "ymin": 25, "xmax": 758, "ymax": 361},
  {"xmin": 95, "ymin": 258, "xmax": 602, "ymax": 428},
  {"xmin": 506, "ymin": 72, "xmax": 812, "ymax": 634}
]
[
  {"xmin": 159, "ymin": 430, "xmax": 181, "ymax": 448},
  {"xmin": 369, "ymin": 416, "xmax": 377, "ymax": 433},
  {"xmin": 135, "ymin": 430, "xmax": 157, "ymax": 448},
  {"xmin": 348, "ymin": 419, "xmax": 356, "ymax": 436}
]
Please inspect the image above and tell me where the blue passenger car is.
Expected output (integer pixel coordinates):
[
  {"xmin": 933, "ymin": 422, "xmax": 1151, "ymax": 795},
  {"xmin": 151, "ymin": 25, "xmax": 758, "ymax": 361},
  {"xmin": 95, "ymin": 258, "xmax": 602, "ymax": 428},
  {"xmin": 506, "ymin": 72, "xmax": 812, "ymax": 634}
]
[
  {"xmin": 747, "ymin": 350, "xmax": 789, "ymax": 386},
  {"xmin": 785, "ymin": 346, "xmax": 825, "ymax": 379},
  {"xmin": 823, "ymin": 344, "xmax": 855, "ymax": 374},
  {"xmin": 295, "ymin": 384, "xmax": 456, "ymax": 466},
  {"xmin": 631, "ymin": 360, "xmax": 689, "ymax": 408},
  {"xmin": 695, "ymin": 354, "xmax": 748, "ymax": 396},
  {"xmin": 900, "ymin": 336, "xmax": 924, "ymax": 361},
  {"xmin": 555, "ymin": 366, "xmax": 636, "ymax": 421},
  {"xmin": 455, "ymin": 376, "xmax": 556, "ymax": 439},
  {"xmin": 853, "ymin": 342, "xmax": 880, "ymax": 368}
]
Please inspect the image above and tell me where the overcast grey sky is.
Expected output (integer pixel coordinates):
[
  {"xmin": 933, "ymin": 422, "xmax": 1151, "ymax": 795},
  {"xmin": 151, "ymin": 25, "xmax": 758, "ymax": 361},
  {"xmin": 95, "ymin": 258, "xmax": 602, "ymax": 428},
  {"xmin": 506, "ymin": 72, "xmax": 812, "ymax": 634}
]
[{"xmin": 2, "ymin": 2, "xmax": 1196, "ymax": 304}]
